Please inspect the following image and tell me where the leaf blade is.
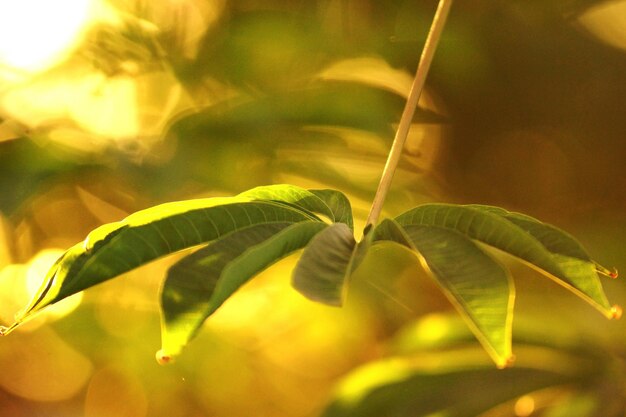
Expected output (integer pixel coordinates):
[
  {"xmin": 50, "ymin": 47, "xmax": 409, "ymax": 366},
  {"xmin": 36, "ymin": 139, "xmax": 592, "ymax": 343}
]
[
  {"xmin": 396, "ymin": 204, "xmax": 613, "ymax": 316},
  {"xmin": 15, "ymin": 197, "xmax": 318, "ymax": 326},
  {"xmin": 309, "ymin": 188, "xmax": 354, "ymax": 229},
  {"xmin": 239, "ymin": 184, "xmax": 336, "ymax": 222},
  {"xmin": 467, "ymin": 205, "xmax": 592, "ymax": 261},
  {"xmin": 160, "ymin": 221, "xmax": 328, "ymax": 359},
  {"xmin": 371, "ymin": 217, "xmax": 413, "ymax": 249},
  {"xmin": 291, "ymin": 222, "xmax": 357, "ymax": 306},
  {"xmin": 402, "ymin": 224, "xmax": 514, "ymax": 367},
  {"xmin": 322, "ymin": 357, "xmax": 573, "ymax": 417}
]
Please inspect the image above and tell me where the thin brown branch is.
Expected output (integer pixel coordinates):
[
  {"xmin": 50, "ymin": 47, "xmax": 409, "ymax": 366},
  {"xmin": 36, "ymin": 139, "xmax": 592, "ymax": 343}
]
[{"xmin": 365, "ymin": 0, "xmax": 453, "ymax": 230}]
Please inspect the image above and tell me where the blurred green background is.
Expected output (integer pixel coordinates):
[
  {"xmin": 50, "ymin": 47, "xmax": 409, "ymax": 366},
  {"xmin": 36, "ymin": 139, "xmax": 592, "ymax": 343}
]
[{"xmin": 0, "ymin": 0, "xmax": 625, "ymax": 416}]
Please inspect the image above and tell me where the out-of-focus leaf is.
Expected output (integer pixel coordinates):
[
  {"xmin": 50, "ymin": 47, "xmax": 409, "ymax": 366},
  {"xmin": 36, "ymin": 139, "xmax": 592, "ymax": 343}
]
[
  {"xmin": 392, "ymin": 310, "xmax": 624, "ymax": 385},
  {"xmin": 321, "ymin": 357, "xmax": 572, "ymax": 417},
  {"xmin": 292, "ymin": 223, "xmax": 356, "ymax": 306},
  {"xmin": 373, "ymin": 218, "xmax": 513, "ymax": 367},
  {"xmin": 7, "ymin": 185, "xmax": 325, "ymax": 328},
  {"xmin": 543, "ymin": 392, "xmax": 600, "ymax": 417},
  {"xmin": 0, "ymin": 138, "xmax": 95, "ymax": 215},
  {"xmin": 334, "ymin": 314, "xmax": 621, "ymax": 417},
  {"xmin": 395, "ymin": 204, "xmax": 615, "ymax": 317},
  {"xmin": 189, "ymin": 10, "xmax": 328, "ymax": 90},
  {"xmin": 160, "ymin": 221, "xmax": 328, "ymax": 359},
  {"xmin": 169, "ymin": 84, "xmax": 442, "ymax": 139}
]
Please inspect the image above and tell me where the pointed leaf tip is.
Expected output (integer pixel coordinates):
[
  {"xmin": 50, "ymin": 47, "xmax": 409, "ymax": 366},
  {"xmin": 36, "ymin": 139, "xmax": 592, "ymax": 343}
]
[
  {"xmin": 0, "ymin": 322, "xmax": 19, "ymax": 336},
  {"xmin": 156, "ymin": 349, "xmax": 174, "ymax": 365},
  {"xmin": 496, "ymin": 354, "xmax": 516, "ymax": 369},
  {"xmin": 610, "ymin": 305, "xmax": 622, "ymax": 320},
  {"xmin": 595, "ymin": 263, "xmax": 618, "ymax": 279}
]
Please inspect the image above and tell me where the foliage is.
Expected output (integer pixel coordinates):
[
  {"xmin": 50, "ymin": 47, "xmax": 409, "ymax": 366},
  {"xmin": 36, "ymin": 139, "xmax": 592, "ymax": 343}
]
[
  {"xmin": 322, "ymin": 313, "xmax": 623, "ymax": 417},
  {"xmin": 4, "ymin": 184, "xmax": 617, "ymax": 370},
  {"xmin": 0, "ymin": 1, "xmax": 624, "ymax": 416}
]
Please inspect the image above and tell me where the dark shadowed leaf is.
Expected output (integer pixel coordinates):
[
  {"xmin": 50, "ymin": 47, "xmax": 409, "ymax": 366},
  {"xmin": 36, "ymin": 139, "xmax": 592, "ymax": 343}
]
[
  {"xmin": 310, "ymin": 189, "xmax": 354, "ymax": 229},
  {"xmin": 292, "ymin": 222, "xmax": 357, "ymax": 306},
  {"xmin": 160, "ymin": 221, "xmax": 328, "ymax": 359},
  {"xmin": 372, "ymin": 217, "xmax": 412, "ymax": 248}
]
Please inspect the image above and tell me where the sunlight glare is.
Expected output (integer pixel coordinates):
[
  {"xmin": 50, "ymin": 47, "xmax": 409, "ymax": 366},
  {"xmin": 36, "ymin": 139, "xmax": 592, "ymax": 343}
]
[
  {"xmin": 335, "ymin": 359, "xmax": 413, "ymax": 407},
  {"xmin": 0, "ymin": 327, "xmax": 93, "ymax": 401},
  {"xmin": 514, "ymin": 395, "xmax": 535, "ymax": 417},
  {"xmin": 26, "ymin": 249, "xmax": 83, "ymax": 320},
  {"xmin": 0, "ymin": 0, "xmax": 94, "ymax": 73},
  {"xmin": 578, "ymin": 0, "xmax": 626, "ymax": 51}
]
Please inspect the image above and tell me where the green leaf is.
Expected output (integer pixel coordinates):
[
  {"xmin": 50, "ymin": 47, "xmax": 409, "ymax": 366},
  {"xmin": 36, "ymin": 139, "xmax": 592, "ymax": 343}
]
[
  {"xmin": 309, "ymin": 189, "xmax": 354, "ymax": 230},
  {"xmin": 542, "ymin": 393, "xmax": 600, "ymax": 417},
  {"xmin": 11, "ymin": 185, "xmax": 326, "ymax": 327},
  {"xmin": 322, "ymin": 357, "xmax": 572, "ymax": 417},
  {"xmin": 395, "ymin": 204, "xmax": 614, "ymax": 317},
  {"xmin": 239, "ymin": 184, "xmax": 337, "ymax": 222},
  {"xmin": 0, "ymin": 137, "xmax": 97, "ymax": 215},
  {"xmin": 408, "ymin": 231, "xmax": 512, "ymax": 366},
  {"xmin": 467, "ymin": 206, "xmax": 592, "ymax": 260},
  {"xmin": 371, "ymin": 217, "xmax": 412, "ymax": 248},
  {"xmin": 292, "ymin": 223, "xmax": 357, "ymax": 306},
  {"xmin": 374, "ymin": 218, "xmax": 513, "ymax": 367},
  {"xmin": 169, "ymin": 84, "xmax": 442, "ymax": 139},
  {"xmin": 160, "ymin": 221, "xmax": 328, "ymax": 360},
  {"xmin": 384, "ymin": 314, "xmax": 612, "ymax": 417}
]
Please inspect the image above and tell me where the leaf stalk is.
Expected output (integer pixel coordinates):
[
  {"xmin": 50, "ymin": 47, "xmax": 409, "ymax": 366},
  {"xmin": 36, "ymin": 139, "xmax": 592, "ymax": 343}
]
[{"xmin": 365, "ymin": 0, "xmax": 453, "ymax": 229}]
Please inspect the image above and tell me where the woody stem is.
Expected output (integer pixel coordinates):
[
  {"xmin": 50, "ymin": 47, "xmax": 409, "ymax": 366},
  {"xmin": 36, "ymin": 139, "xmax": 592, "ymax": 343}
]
[{"xmin": 365, "ymin": 0, "xmax": 453, "ymax": 230}]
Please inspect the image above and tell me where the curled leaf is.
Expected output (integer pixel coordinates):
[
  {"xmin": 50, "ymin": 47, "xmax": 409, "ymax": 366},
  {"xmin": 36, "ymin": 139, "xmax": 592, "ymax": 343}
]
[{"xmin": 292, "ymin": 223, "xmax": 357, "ymax": 306}]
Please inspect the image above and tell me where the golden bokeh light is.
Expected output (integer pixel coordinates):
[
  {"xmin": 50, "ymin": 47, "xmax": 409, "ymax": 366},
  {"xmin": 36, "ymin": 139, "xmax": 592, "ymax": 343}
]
[
  {"xmin": 0, "ymin": 249, "xmax": 86, "ymax": 333},
  {"xmin": 0, "ymin": 327, "xmax": 93, "ymax": 401},
  {"xmin": 0, "ymin": 249, "xmax": 84, "ymax": 333},
  {"xmin": 514, "ymin": 395, "xmax": 536, "ymax": 417},
  {"xmin": 412, "ymin": 313, "xmax": 451, "ymax": 344},
  {"xmin": 0, "ymin": 1, "xmax": 623, "ymax": 416},
  {"xmin": 0, "ymin": 265, "xmax": 29, "ymax": 326},
  {"xmin": 0, "ymin": 0, "xmax": 95, "ymax": 75},
  {"xmin": 84, "ymin": 365, "xmax": 148, "ymax": 417},
  {"xmin": 26, "ymin": 249, "xmax": 84, "ymax": 321}
]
